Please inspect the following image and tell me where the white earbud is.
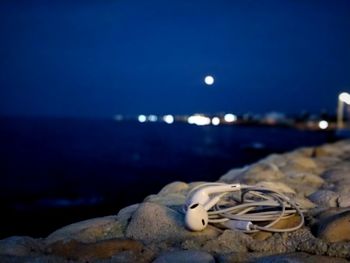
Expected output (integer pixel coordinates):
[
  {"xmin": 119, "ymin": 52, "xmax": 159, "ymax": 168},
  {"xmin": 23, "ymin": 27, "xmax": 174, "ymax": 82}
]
[{"xmin": 185, "ymin": 184, "xmax": 241, "ymax": 231}]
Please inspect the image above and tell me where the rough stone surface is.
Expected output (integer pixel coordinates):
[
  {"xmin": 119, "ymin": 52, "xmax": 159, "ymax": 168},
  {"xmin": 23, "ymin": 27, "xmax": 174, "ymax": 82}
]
[
  {"xmin": 308, "ymin": 190, "xmax": 339, "ymax": 208},
  {"xmin": 153, "ymin": 250, "xmax": 215, "ymax": 263},
  {"xmin": 45, "ymin": 216, "xmax": 123, "ymax": 245},
  {"xmin": 46, "ymin": 238, "xmax": 145, "ymax": 262},
  {"xmin": 0, "ymin": 236, "xmax": 43, "ymax": 256},
  {"xmin": 116, "ymin": 203, "xmax": 139, "ymax": 229},
  {"xmin": 202, "ymin": 230, "xmax": 250, "ymax": 254},
  {"xmin": 158, "ymin": 181, "xmax": 189, "ymax": 196},
  {"xmin": 125, "ymin": 202, "xmax": 220, "ymax": 244},
  {"xmin": 144, "ymin": 193, "xmax": 186, "ymax": 206},
  {"xmin": 316, "ymin": 210, "xmax": 350, "ymax": 243},
  {"xmin": 255, "ymin": 181, "xmax": 296, "ymax": 194},
  {"xmin": 253, "ymin": 252, "xmax": 349, "ymax": 263}
]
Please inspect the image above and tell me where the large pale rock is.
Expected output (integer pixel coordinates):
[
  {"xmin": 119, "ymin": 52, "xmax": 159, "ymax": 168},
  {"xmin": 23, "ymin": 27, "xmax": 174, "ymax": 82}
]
[
  {"xmin": 158, "ymin": 181, "xmax": 189, "ymax": 196},
  {"xmin": 315, "ymin": 210, "xmax": 350, "ymax": 243},
  {"xmin": 308, "ymin": 190, "xmax": 339, "ymax": 208},
  {"xmin": 46, "ymin": 238, "xmax": 145, "ymax": 262},
  {"xmin": 153, "ymin": 250, "xmax": 215, "ymax": 263},
  {"xmin": 46, "ymin": 216, "xmax": 123, "ymax": 245},
  {"xmin": 337, "ymin": 194, "xmax": 350, "ymax": 207},
  {"xmin": 262, "ymin": 154, "xmax": 288, "ymax": 167},
  {"xmin": 0, "ymin": 236, "xmax": 43, "ymax": 257},
  {"xmin": 202, "ymin": 230, "xmax": 250, "ymax": 254},
  {"xmin": 234, "ymin": 162, "xmax": 285, "ymax": 184},
  {"xmin": 285, "ymin": 154, "xmax": 317, "ymax": 169},
  {"xmin": 116, "ymin": 203, "xmax": 139, "ymax": 229},
  {"xmin": 125, "ymin": 202, "xmax": 219, "ymax": 244},
  {"xmin": 144, "ymin": 193, "xmax": 186, "ymax": 207},
  {"xmin": 285, "ymin": 172, "xmax": 324, "ymax": 188},
  {"xmin": 218, "ymin": 167, "xmax": 247, "ymax": 182},
  {"xmin": 255, "ymin": 181, "xmax": 295, "ymax": 194}
]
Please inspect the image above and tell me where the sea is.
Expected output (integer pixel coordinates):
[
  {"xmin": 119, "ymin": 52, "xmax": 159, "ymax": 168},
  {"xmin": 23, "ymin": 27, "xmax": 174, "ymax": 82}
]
[{"xmin": 0, "ymin": 116, "xmax": 336, "ymax": 238}]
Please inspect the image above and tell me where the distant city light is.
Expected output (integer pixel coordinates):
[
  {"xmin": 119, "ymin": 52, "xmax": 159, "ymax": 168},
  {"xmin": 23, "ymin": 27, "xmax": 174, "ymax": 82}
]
[
  {"xmin": 138, "ymin": 115, "xmax": 147, "ymax": 123},
  {"xmin": 114, "ymin": 115, "xmax": 123, "ymax": 121},
  {"xmin": 163, "ymin": 115, "xmax": 174, "ymax": 124},
  {"xmin": 211, "ymin": 117, "xmax": 220, "ymax": 126},
  {"xmin": 187, "ymin": 115, "xmax": 211, "ymax": 126},
  {"xmin": 148, "ymin": 115, "xmax": 158, "ymax": 122},
  {"xmin": 204, "ymin": 75, "xmax": 214, "ymax": 85},
  {"xmin": 318, "ymin": 120, "xmax": 329, "ymax": 130},
  {"xmin": 224, "ymin": 113, "xmax": 237, "ymax": 123},
  {"xmin": 339, "ymin": 92, "xmax": 350, "ymax": 105}
]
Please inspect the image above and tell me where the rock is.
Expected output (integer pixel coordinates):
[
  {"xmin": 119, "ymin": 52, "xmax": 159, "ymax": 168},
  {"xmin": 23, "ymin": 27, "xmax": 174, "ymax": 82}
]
[
  {"xmin": 262, "ymin": 154, "xmax": 288, "ymax": 168},
  {"xmin": 202, "ymin": 230, "xmax": 250, "ymax": 254},
  {"xmin": 327, "ymin": 242, "xmax": 350, "ymax": 258},
  {"xmin": 125, "ymin": 202, "xmax": 220, "ymax": 244},
  {"xmin": 285, "ymin": 154, "xmax": 317, "ymax": 171},
  {"xmin": 315, "ymin": 210, "xmax": 350, "ymax": 242},
  {"xmin": 294, "ymin": 196, "xmax": 316, "ymax": 210},
  {"xmin": 153, "ymin": 250, "xmax": 215, "ymax": 263},
  {"xmin": 322, "ymin": 168, "xmax": 350, "ymax": 184},
  {"xmin": 292, "ymin": 147, "xmax": 315, "ymax": 157},
  {"xmin": 313, "ymin": 156, "xmax": 342, "ymax": 170},
  {"xmin": 308, "ymin": 190, "xmax": 339, "ymax": 208},
  {"xmin": 255, "ymin": 181, "xmax": 296, "ymax": 194},
  {"xmin": 234, "ymin": 162, "xmax": 285, "ymax": 184},
  {"xmin": 252, "ymin": 214, "xmax": 302, "ymax": 241},
  {"xmin": 314, "ymin": 143, "xmax": 346, "ymax": 158},
  {"xmin": 0, "ymin": 255, "xmax": 67, "ymax": 263},
  {"xmin": 144, "ymin": 193, "xmax": 186, "ymax": 207},
  {"xmin": 0, "ymin": 236, "xmax": 43, "ymax": 257},
  {"xmin": 46, "ymin": 238, "xmax": 144, "ymax": 262},
  {"xmin": 285, "ymin": 172, "xmax": 324, "ymax": 188},
  {"xmin": 219, "ymin": 167, "xmax": 247, "ymax": 182},
  {"xmin": 337, "ymin": 194, "xmax": 350, "ymax": 207},
  {"xmin": 45, "ymin": 216, "xmax": 124, "ymax": 245},
  {"xmin": 254, "ymin": 252, "xmax": 349, "ymax": 263},
  {"xmin": 158, "ymin": 181, "xmax": 189, "ymax": 196},
  {"xmin": 116, "ymin": 203, "xmax": 139, "ymax": 229},
  {"xmin": 110, "ymin": 250, "xmax": 155, "ymax": 263},
  {"xmin": 217, "ymin": 252, "xmax": 272, "ymax": 263}
]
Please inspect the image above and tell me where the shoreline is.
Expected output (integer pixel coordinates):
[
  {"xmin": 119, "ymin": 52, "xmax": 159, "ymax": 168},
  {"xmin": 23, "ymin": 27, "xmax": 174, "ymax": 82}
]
[{"xmin": 1, "ymin": 140, "xmax": 350, "ymax": 262}]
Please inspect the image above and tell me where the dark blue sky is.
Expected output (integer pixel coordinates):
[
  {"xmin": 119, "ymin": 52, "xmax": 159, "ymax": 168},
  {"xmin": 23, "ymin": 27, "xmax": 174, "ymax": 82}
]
[{"xmin": 0, "ymin": 0, "xmax": 349, "ymax": 118}]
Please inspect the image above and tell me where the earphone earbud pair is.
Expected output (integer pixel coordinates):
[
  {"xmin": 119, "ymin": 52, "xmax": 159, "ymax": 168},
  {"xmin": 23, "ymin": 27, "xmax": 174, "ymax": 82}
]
[
  {"xmin": 184, "ymin": 182, "xmax": 305, "ymax": 233},
  {"xmin": 184, "ymin": 183, "xmax": 241, "ymax": 231}
]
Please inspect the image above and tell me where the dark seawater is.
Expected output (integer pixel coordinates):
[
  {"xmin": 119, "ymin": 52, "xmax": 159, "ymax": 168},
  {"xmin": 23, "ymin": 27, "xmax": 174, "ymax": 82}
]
[{"xmin": 0, "ymin": 116, "xmax": 336, "ymax": 238}]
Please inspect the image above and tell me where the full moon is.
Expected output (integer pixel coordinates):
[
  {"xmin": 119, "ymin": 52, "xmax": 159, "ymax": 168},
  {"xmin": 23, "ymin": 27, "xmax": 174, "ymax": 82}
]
[{"xmin": 204, "ymin": 75, "xmax": 214, "ymax": 85}]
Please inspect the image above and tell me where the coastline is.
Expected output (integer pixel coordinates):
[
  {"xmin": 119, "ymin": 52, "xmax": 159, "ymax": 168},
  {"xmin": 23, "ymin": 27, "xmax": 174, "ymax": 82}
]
[{"xmin": 1, "ymin": 140, "xmax": 350, "ymax": 262}]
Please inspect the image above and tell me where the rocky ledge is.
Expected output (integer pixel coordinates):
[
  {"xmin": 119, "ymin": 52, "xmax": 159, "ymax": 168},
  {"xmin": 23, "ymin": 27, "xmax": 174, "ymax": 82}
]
[{"xmin": 2, "ymin": 140, "xmax": 350, "ymax": 262}]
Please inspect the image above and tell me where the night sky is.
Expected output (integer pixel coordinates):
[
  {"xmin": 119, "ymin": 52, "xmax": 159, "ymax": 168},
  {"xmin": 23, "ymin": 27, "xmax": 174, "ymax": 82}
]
[{"xmin": 0, "ymin": 0, "xmax": 350, "ymax": 118}]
